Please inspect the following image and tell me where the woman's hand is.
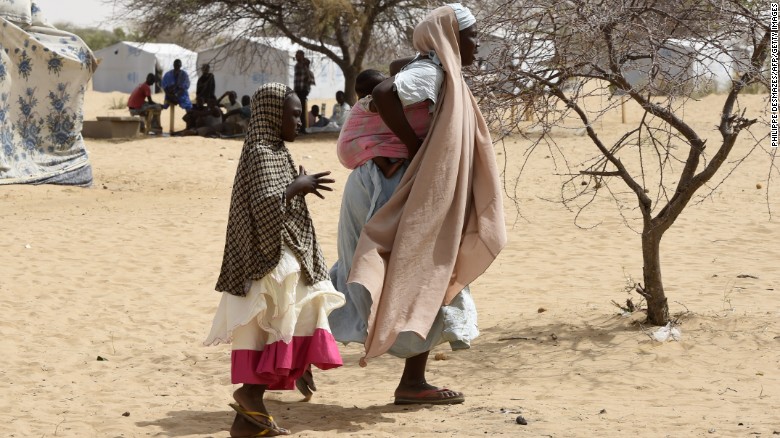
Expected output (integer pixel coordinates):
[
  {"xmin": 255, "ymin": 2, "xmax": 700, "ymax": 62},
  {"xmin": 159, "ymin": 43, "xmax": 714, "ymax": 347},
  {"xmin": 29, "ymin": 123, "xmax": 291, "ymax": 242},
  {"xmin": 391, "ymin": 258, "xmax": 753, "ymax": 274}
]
[{"xmin": 285, "ymin": 166, "xmax": 335, "ymax": 201}]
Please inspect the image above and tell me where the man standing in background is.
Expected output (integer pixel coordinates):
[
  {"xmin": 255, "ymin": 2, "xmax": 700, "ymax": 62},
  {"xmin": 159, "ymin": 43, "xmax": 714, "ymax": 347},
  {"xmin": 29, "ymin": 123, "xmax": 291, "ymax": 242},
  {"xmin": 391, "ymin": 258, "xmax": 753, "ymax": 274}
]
[
  {"xmin": 196, "ymin": 63, "xmax": 216, "ymax": 102},
  {"xmin": 294, "ymin": 50, "xmax": 313, "ymax": 133}
]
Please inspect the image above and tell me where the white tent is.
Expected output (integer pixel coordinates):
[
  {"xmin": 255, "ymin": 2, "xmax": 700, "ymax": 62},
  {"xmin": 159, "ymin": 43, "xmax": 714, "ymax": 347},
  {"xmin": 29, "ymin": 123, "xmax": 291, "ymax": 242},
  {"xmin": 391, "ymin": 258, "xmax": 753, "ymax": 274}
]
[
  {"xmin": 92, "ymin": 42, "xmax": 198, "ymax": 94},
  {"xmin": 476, "ymin": 32, "xmax": 558, "ymax": 95},
  {"xmin": 623, "ymin": 38, "xmax": 752, "ymax": 94},
  {"xmin": 197, "ymin": 37, "xmax": 344, "ymax": 100},
  {"xmin": 197, "ymin": 38, "xmax": 289, "ymax": 101}
]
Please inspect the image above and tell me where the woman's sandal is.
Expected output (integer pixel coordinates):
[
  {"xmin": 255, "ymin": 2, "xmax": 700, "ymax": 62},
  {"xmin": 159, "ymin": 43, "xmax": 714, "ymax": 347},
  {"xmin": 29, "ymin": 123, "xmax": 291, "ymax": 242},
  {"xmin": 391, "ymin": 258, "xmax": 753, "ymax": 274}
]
[{"xmin": 393, "ymin": 388, "xmax": 465, "ymax": 405}]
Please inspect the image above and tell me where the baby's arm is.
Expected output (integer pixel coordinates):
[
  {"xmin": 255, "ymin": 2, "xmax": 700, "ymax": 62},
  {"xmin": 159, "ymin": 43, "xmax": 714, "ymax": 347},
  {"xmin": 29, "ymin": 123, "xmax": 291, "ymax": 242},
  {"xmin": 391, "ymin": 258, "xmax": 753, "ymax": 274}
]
[
  {"xmin": 390, "ymin": 56, "xmax": 417, "ymax": 75},
  {"xmin": 372, "ymin": 79, "xmax": 422, "ymax": 160}
]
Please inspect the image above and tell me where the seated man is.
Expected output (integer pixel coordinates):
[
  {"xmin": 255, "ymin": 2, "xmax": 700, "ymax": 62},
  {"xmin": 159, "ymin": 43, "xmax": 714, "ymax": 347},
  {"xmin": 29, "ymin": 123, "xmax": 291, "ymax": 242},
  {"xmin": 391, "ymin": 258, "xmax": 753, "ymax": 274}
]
[
  {"xmin": 307, "ymin": 104, "xmax": 330, "ymax": 128},
  {"xmin": 177, "ymin": 95, "xmax": 251, "ymax": 138},
  {"xmin": 127, "ymin": 73, "xmax": 163, "ymax": 134},
  {"xmin": 174, "ymin": 97, "xmax": 224, "ymax": 137},
  {"xmin": 183, "ymin": 97, "xmax": 205, "ymax": 130},
  {"xmin": 331, "ymin": 90, "xmax": 351, "ymax": 127},
  {"xmin": 222, "ymin": 95, "xmax": 252, "ymax": 134},
  {"xmin": 162, "ymin": 59, "xmax": 193, "ymax": 111},
  {"xmin": 218, "ymin": 91, "xmax": 242, "ymax": 112}
]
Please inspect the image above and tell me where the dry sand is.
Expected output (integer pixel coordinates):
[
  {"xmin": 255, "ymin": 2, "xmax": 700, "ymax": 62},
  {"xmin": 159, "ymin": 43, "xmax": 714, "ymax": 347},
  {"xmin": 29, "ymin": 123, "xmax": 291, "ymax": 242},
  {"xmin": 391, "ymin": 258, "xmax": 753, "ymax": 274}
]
[{"xmin": 0, "ymin": 90, "xmax": 778, "ymax": 437}]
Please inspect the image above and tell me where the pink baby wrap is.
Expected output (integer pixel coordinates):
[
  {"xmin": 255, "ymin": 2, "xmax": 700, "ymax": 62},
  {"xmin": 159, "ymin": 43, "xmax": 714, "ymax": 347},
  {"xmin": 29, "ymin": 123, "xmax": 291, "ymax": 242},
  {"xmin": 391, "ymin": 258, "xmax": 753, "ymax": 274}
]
[{"xmin": 336, "ymin": 98, "xmax": 432, "ymax": 169}]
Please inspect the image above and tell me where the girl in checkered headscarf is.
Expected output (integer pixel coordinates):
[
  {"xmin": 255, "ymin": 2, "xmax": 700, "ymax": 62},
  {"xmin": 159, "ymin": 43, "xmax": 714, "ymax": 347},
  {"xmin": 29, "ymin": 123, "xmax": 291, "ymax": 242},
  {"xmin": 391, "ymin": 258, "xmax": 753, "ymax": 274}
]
[{"xmin": 205, "ymin": 83, "xmax": 345, "ymax": 436}]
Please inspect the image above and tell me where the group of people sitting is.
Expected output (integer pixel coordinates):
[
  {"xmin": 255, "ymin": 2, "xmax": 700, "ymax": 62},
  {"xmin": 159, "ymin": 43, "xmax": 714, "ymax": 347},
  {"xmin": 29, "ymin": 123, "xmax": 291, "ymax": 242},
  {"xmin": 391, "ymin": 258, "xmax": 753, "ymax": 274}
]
[
  {"xmin": 127, "ymin": 62, "xmax": 252, "ymax": 138},
  {"xmin": 127, "ymin": 58, "xmax": 354, "ymax": 137},
  {"xmin": 173, "ymin": 91, "xmax": 252, "ymax": 137}
]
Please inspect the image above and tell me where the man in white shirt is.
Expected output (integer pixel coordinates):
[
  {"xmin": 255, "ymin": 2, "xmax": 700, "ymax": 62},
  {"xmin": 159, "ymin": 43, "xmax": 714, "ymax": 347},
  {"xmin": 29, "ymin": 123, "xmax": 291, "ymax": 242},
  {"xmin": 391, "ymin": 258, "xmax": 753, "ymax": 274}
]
[
  {"xmin": 218, "ymin": 91, "xmax": 243, "ymax": 112},
  {"xmin": 331, "ymin": 90, "xmax": 352, "ymax": 127}
]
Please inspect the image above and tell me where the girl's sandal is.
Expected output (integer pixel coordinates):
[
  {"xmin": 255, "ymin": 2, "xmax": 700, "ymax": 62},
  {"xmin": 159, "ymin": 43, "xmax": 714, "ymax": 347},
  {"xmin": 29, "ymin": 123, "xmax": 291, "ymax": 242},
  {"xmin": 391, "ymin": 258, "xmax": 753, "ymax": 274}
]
[{"xmin": 228, "ymin": 403, "xmax": 290, "ymax": 436}]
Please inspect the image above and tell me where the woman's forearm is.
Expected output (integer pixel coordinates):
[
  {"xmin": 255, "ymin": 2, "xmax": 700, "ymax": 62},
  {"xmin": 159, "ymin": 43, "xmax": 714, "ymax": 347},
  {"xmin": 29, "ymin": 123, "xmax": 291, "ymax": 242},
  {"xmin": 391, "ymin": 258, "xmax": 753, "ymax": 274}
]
[{"xmin": 372, "ymin": 78, "xmax": 420, "ymax": 157}]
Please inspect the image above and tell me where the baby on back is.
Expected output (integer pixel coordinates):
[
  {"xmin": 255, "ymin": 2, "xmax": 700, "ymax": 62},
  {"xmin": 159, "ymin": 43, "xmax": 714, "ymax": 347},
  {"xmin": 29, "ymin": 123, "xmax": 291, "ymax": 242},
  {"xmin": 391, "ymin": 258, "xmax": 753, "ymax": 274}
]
[{"xmin": 336, "ymin": 69, "xmax": 431, "ymax": 178}]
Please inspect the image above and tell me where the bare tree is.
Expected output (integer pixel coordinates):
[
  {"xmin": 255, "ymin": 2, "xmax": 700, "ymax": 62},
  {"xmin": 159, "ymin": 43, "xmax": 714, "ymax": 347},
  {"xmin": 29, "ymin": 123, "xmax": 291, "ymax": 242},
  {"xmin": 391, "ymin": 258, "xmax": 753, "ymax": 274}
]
[
  {"xmin": 115, "ymin": 0, "xmax": 436, "ymax": 103},
  {"xmin": 473, "ymin": 0, "xmax": 773, "ymax": 325}
]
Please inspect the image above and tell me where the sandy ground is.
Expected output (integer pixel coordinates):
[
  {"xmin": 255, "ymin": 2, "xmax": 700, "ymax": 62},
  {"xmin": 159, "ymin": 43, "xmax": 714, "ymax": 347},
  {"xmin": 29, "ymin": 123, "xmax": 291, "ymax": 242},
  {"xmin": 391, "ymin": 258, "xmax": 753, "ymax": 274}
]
[{"xmin": 0, "ymin": 90, "xmax": 778, "ymax": 437}]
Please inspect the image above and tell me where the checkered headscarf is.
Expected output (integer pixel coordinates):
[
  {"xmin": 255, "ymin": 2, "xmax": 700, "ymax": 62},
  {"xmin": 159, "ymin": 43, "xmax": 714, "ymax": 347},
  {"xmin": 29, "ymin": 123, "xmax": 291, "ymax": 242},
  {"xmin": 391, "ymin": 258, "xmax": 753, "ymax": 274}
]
[
  {"xmin": 216, "ymin": 83, "xmax": 328, "ymax": 296},
  {"xmin": 245, "ymin": 82, "xmax": 289, "ymax": 146}
]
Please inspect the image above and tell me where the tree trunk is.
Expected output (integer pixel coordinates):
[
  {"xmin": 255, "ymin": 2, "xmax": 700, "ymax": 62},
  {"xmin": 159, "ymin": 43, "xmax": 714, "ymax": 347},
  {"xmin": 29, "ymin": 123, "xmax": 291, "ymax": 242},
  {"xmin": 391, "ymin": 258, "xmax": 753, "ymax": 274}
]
[
  {"xmin": 641, "ymin": 229, "xmax": 670, "ymax": 325},
  {"xmin": 343, "ymin": 67, "xmax": 359, "ymax": 106}
]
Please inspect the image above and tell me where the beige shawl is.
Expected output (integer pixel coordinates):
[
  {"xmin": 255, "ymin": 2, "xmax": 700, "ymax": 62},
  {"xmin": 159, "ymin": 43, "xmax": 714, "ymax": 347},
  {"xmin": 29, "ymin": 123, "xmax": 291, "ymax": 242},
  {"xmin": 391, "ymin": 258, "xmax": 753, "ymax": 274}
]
[{"xmin": 348, "ymin": 6, "xmax": 507, "ymax": 360}]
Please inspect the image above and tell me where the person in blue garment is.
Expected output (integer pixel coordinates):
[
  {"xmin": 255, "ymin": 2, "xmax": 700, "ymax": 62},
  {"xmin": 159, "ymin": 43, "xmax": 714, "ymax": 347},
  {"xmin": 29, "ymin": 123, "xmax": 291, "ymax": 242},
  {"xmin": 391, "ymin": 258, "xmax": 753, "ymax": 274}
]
[{"xmin": 161, "ymin": 59, "xmax": 192, "ymax": 111}]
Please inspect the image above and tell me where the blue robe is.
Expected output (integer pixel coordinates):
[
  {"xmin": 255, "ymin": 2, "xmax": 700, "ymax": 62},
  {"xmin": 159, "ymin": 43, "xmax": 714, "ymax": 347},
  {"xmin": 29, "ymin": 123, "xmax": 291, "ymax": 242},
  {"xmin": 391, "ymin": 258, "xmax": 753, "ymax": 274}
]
[{"xmin": 161, "ymin": 69, "xmax": 192, "ymax": 110}]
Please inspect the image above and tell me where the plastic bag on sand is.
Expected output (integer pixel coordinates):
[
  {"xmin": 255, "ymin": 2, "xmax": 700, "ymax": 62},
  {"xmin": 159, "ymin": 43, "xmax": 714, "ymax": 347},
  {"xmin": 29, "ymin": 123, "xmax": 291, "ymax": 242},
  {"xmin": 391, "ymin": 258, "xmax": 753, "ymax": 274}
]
[{"xmin": 652, "ymin": 322, "xmax": 681, "ymax": 342}]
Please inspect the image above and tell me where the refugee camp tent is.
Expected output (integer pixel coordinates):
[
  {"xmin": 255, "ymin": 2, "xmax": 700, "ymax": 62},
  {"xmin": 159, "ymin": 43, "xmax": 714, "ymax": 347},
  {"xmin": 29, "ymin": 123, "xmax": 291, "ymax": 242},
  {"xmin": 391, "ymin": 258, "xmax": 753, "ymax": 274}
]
[
  {"xmin": 0, "ymin": 1, "xmax": 96, "ymax": 186},
  {"xmin": 197, "ymin": 37, "xmax": 344, "ymax": 100},
  {"xmin": 475, "ymin": 31, "xmax": 558, "ymax": 95},
  {"xmin": 92, "ymin": 42, "xmax": 198, "ymax": 94},
  {"xmin": 623, "ymin": 38, "xmax": 752, "ymax": 94},
  {"xmin": 479, "ymin": 28, "xmax": 753, "ymax": 96},
  {"xmin": 197, "ymin": 38, "xmax": 289, "ymax": 100}
]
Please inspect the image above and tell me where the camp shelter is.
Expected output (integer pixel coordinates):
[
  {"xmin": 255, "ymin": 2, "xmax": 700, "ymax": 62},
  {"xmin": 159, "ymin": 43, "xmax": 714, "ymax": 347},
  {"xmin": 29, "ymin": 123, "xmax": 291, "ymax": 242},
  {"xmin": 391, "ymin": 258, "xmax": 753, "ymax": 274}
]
[
  {"xmin": 622, "ymin": 38, "xmax": 753, "ymax": 94},
  {"xmin": 196, "ymin": 38, "xmax": 288, "ymax": 101},
  {"xmin": 197, "ymin": 37, "xmax": 343, "ymax": 100},
  {"xmin": 92, "ymin": 42, "xmax": 198, "ymax": 94}
]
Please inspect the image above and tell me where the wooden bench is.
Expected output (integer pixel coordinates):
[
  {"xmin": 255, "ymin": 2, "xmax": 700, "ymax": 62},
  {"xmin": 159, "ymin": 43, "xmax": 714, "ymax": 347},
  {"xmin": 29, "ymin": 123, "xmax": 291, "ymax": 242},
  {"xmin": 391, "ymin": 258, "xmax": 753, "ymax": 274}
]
[
  {"xmin": 82, "ymin": 116, "xmax": 141, "ymax": 139},
  {"xmin": 129, "ymin": 107, "xmax": 164, "ymax": 136}
]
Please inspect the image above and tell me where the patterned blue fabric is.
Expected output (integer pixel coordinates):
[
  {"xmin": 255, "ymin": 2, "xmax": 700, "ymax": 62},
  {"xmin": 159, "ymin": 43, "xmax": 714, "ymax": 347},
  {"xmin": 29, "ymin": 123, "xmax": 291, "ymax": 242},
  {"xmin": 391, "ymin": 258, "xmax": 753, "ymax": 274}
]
[
  {"xmin": 0, "ymin": 3, "xmax": 96, "ymax": 186},
  {"xmin": 0, "ymin": 0, "xmax": 32, "ymax": 26}
]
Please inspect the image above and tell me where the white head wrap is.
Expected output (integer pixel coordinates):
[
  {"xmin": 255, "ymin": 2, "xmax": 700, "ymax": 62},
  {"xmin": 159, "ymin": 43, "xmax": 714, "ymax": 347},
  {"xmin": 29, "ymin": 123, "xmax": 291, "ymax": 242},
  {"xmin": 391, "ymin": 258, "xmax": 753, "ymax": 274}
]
[{"xmin": 447, "ymin": 3, "xmax": 476, "ymax": 31}]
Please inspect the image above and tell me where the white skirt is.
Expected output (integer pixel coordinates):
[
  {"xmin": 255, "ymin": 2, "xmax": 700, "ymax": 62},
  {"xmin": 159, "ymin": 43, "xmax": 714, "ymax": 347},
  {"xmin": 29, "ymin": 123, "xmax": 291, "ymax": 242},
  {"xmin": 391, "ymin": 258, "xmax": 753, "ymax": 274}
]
[{"xmin": 205, "ymin": 245, "xmax": 346, "ymax": 389}]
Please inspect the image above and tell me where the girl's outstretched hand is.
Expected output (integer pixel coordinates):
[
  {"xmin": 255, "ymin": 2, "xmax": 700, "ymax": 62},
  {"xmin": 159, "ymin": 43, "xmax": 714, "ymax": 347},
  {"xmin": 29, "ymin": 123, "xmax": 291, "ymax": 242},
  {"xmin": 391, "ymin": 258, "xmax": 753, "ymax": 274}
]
[{"xmin": 286, "ymin": 166, "xmax": 335, "ymax": 201}]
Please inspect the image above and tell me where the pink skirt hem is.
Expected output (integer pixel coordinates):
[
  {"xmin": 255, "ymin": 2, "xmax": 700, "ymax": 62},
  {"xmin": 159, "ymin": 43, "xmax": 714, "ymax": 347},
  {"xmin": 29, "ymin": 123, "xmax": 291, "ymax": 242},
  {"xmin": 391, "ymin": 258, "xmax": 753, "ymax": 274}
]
[{"xmin": 231, "ymin": 328, "xmax": 342, "ymax": 390}]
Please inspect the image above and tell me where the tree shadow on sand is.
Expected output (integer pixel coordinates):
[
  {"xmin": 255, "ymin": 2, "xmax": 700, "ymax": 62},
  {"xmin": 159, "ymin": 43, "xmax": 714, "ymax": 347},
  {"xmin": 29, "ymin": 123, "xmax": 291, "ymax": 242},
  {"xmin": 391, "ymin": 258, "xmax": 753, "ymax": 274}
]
[
  {"xmin": 444, "ymin": 311, "xmax": 672, "ymax": 392},
  {"xmin": 135, "ymin": 399, "xmax": 420, "ymax": 436}
]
